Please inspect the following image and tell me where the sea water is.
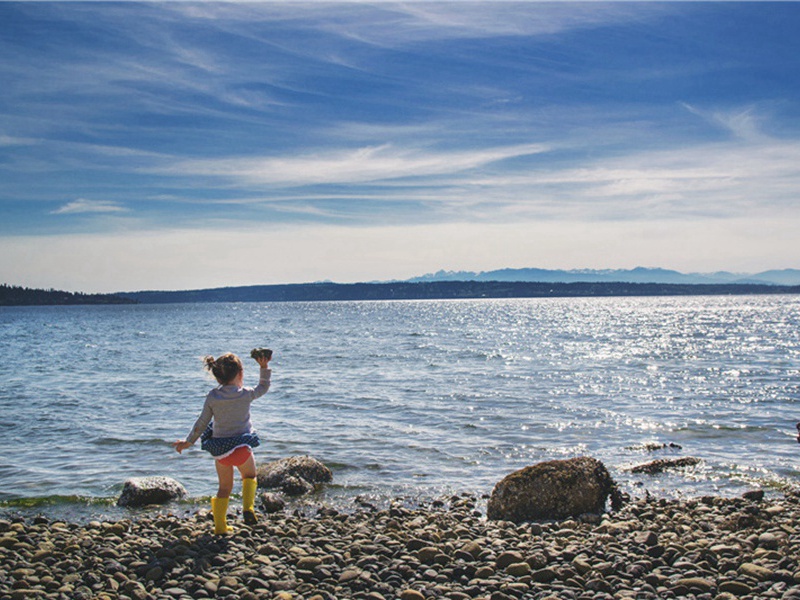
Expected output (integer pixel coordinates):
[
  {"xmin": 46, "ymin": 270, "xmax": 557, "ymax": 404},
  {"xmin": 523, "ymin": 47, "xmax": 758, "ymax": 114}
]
[{"xmin": 1, "ymin": 295, "xmax": 799, "ymax": 520}]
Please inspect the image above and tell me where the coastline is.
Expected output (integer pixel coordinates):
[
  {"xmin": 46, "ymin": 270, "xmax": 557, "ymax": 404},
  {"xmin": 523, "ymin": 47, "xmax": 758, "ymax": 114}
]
[{"xmin": 2, "ymin": 491, "xmax": 800, "ymax": 600}]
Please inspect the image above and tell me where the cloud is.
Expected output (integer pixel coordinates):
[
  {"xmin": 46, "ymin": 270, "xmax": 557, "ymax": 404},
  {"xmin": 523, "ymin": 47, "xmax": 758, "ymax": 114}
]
[
  {"xmin": 51, "ymin": 199, "xmax": 129, "ymax": 215},
  {"xmin": 155, "ymin": 143, "xmax": 549, "ymax": 187},
  {"xmin": 0, "ymin": 134, "xmax": 37, "ymax": 146},
  {"xmin": 681, "ymin": 103, "xmax": 769, "ymax": 142}
]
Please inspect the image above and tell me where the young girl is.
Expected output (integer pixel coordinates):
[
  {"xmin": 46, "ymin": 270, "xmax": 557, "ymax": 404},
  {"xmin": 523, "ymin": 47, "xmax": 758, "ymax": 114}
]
[{"xmin": 173, "ymin": 351, "xmax": 272, "ymax": 534}]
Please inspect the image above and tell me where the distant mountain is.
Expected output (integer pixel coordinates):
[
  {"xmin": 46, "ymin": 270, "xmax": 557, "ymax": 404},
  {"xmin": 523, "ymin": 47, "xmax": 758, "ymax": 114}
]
[
  {"xmin": 119, "ymin": 280, "xmax": 800, "ymax": 304},
  {"xmin": 408, "ymin": 267, "xmax": 800, "ymax": 286}
]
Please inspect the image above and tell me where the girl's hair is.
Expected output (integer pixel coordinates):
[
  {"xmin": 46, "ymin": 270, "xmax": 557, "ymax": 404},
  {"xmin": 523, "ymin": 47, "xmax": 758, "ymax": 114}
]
[{"xmin": 203, "ymin": 353, "xmax": 243, "ymax": 385}]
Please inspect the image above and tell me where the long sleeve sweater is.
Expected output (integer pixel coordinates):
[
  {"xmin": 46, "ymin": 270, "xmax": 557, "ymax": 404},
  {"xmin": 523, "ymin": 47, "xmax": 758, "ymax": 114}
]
[{"xmin": 185, "ymin": 367, "xmax": 271, "ymax": 444}]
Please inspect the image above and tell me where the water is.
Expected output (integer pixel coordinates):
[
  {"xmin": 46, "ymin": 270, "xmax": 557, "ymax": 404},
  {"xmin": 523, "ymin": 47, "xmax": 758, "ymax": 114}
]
[{"xmin": 1, "ymin": 295, "xmax": 799, "ymax": 520}]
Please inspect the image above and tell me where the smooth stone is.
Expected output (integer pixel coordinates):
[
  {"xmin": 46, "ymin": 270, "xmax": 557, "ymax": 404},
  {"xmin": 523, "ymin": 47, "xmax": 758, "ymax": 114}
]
[
  {"xmin": 739, "ymin": 562, "xmax": 774, "ymax": 581},
  {"xmin": 719, "ymin": 580, "xmax": 753, "ymax": 596}
]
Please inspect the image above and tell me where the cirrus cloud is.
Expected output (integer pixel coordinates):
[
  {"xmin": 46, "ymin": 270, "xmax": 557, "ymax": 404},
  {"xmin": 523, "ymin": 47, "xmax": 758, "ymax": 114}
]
[{"xmin": 51, "ymin": 199, "xmax": 129, "ymax": 215}]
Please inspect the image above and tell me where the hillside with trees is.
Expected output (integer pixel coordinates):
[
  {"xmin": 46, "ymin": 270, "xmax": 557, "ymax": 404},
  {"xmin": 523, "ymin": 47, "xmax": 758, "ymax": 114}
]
[{"xmin": 0, "ymin": 284, "xmax": 137, "ymax": 306}]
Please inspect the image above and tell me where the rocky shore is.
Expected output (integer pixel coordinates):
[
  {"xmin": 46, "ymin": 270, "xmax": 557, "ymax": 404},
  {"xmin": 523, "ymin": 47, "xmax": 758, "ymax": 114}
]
[{"xmin": 2, "ymin": 491, "xmax": 800, "ymax": 600}]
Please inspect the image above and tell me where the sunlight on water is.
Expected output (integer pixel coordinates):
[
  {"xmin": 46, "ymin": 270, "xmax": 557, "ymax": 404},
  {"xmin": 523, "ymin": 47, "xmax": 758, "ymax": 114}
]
[{"xmin": 1, "ymin": 295, "xmax": 799, "ymax": 518}]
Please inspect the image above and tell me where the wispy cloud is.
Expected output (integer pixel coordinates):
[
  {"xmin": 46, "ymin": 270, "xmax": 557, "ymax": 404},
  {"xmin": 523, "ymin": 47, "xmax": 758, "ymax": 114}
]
[
  {"xmin": 155, "ymin": 143, "xmax": 549, "ymax": 187},
  {"xmin": 51, "ymin": 199, "xmax": 129, "ymax": 215}
]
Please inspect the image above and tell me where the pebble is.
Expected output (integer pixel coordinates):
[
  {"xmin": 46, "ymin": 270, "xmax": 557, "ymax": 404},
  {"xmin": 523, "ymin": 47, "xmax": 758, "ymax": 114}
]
[{"xmin": 2, "ymin": 492, "xmax": 800, "ymax": 600}]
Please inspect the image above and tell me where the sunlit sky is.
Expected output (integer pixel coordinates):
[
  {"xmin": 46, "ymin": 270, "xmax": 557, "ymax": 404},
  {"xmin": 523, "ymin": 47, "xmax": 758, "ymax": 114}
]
[{"xmin": 1, "ymin": 2, "xmax": 799, "ymax": 293}]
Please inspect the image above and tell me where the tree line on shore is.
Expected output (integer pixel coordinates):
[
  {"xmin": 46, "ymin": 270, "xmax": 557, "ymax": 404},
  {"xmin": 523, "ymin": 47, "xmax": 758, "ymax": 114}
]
[
  {"xmin": 0, "ymin": 284, "xmax": 136, "ymax": 306},
  {"xmin": 3, "ymin": 280, "xmax": 800, "ymax": 306}
]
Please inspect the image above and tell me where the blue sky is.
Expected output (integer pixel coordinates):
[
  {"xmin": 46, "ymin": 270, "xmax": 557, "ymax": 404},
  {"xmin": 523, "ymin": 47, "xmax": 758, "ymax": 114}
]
[{"xmin": 1, "ymin": 2, "xmax": 799, "ymax": 292}]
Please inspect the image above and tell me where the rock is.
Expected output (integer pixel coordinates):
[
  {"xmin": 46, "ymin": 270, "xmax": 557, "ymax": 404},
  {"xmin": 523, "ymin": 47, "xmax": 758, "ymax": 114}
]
[
  {"xmin": 743, "ymin": 490, "xmax": 765, "ymax": 502},
  {"xmin": 257, "ymin": 455, "xmax": 332, "ymax": 496},
  {"xmin": 719, "ymin": 580, "xmax": 753, "ymax": 596},
  {"xmin": 260, "ymin": 492, "xmax": 286, "ymax": 513},
  {"xmin": 738, "ymin": 562, "xmax": 774, "ymax": 581},
  {"xmin": 116, "ymin": 476, "xmax": 187, "ymax": 507},
  {"xmin": 758, "ymin": 532, "xmax": 780, "ymax": 549},
  {"xmin": 506, "ymin": 562, "xmax": 532, "ymax": 577},
  {"xmin": 676, "ymin": 577, "xmax": 714, "ymax": 593},
  {"xmin": 630, "ymin": 457, "xmax": 701, "ymax": 474},
  {"xmin": 486, "ymin": 456, "xmax": 619, "ymax": 522},
  {"xmin": 281, "ymin": 475, "xmax": 314, "ymax": 496}
]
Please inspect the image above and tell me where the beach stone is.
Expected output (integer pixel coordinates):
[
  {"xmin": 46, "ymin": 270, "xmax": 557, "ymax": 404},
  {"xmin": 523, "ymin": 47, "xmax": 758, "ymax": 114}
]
[
  {"xmin": 719, "ymin": 580, "xmax": 753, "ymax": 595},
  {"xmin": 739, "ymin": 562, "xmax": 774, "ymax": 581},
  {"xmin": 676, "ymin": 577, "xmax": 714, "ymax": 593},
  {"xmin": 116, "ymin": 476, "xmax": 187, "ymax": 507},
  {"xmin": 487, "ymin": 456, "xmax": 619, "ymax": 522},
  {"xmin": 496, "ymin": 551, "xmax": 524, "ymax": 569},
  {"xmin": 759, "ymin": 532, "xmax": 781, "ymax": 549},
  {"xmin": 506, "ymin": 562, "xmax": 532, "ymax": 577},
  {"xmin": 257, "ymin": 455, "xmax": 333, "ymax": 496},
  {"xmin": 743, "ymin": 490, "xmax": 765, "ymax": 502}
]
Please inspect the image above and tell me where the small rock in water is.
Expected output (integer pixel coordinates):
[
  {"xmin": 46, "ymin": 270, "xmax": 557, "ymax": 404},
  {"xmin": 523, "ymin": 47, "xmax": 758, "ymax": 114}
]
[
  {"xmin": 630, "ymin": 456, "xmax": 701, "ymax": 474},
  {"xmin": 257, "ymin": 455, "xmax": 332, "ymax": 496},
  {"xmin": 117, "ymin": 476, "xmax": 187, "ymax": 507}
]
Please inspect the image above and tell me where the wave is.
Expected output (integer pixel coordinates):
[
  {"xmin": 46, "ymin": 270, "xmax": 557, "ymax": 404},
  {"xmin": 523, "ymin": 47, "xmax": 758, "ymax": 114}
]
[{"xmin": 92, "ymin": 437, "xmax": 170, "ymax": 447}]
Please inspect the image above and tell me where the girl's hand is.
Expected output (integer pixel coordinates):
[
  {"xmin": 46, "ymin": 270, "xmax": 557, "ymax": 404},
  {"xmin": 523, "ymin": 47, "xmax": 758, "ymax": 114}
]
[
  {"xmin": 173, "ymin": 440, "xmax": 191, "ymax": 454},
  {"xmin": 255, "ymin": 354, "xmax": 272, "ymax": 368}
]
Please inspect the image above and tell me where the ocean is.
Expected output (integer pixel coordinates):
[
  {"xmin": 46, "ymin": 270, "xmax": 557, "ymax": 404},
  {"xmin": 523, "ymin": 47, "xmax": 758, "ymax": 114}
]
[{"xmin": 1, "ymin": 295, "xmax": 799, "ymax": 521}]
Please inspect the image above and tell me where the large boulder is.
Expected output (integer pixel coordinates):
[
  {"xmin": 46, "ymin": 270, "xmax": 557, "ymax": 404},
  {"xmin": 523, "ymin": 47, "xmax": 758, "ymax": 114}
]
[
  {"xmin": 257, "ymin": 455, "xmax": 332, "ymax": 496},
  {"xmin": 487, "ymin": 456, "xmax": 620, "ymax": 523},
  {"xmin": 117, "ymin": 476, "xmax": 187, "ymax": 507}
]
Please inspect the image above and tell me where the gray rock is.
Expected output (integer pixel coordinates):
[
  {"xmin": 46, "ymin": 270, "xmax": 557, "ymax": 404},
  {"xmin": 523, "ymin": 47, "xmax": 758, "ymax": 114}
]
[
  {"xmin": 260, "ymin": 492, "xmax": 286, "ymax": 513},
  {"xmin": 257, "ymin": 455, "xmax": 333, "ymax": 496},
  {"xmin": 486, "ymin": 456, "xmax": 619, "ymax": 522},
  {"xmin": 117, "ymin": 476, "xmax": 187, "ymax": 507},
  {"xmin": 281, "ymin": 475, "xmax": 314, "ymax": 496}
]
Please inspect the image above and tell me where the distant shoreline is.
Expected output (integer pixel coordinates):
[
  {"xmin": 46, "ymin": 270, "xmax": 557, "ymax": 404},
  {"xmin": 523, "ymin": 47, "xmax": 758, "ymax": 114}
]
[
  {"xmin": 118, "ymin": 280, "xmax": 800, "ymax": 304},
  {"xmin": 3, "ymin": 280, "xmax": 799, "ymax": 306}
]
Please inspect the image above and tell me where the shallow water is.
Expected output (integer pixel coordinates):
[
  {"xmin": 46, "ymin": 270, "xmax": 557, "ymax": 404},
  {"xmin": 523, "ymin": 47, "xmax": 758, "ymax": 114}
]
[{"xmin": 1, "ymin": 295, "xmax": 799, "ymax": 520}]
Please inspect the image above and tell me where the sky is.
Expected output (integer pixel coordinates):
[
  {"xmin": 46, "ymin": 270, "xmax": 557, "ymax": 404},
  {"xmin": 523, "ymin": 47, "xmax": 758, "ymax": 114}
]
[{"xmin": 1, "ymin": 2, "xmax": 799, "ymax": 293}]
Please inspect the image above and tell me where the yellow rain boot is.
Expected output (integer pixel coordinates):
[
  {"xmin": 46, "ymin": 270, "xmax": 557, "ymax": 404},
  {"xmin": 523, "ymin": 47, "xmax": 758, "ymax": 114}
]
[
  {"xmin": 242, "ymin": 478, "xmax": 258, "ymax": 525},
  {"xmin": 210, "ymin": 496, "xmax": 232, "ymax": 535}
]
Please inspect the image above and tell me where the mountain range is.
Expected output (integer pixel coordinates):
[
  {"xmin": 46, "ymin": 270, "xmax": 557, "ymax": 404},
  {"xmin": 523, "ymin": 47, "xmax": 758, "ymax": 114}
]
[{"xmin": 406, "ymin": 267, "xmax": 800, "ymax": 286}]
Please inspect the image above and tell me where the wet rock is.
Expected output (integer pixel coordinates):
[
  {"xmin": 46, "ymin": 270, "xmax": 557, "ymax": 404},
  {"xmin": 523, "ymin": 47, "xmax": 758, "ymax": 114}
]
[
  {"xmin": 630, "ymin": 457, "xmax": 701, "ymax": 474},
  {"xmin": 116, "ymin": 476, "xmax": 187, "ymax": 507},
  {"xmin": 260, "ymin": 492, "xmax": 286, "ymax": 513},
  {"xmin": 487, "ymin": 456, "xmax": 619, "ymax": 522},
  {"xmin": 257, "ymin": 455, "xmax": 333, "ymax": 496}
]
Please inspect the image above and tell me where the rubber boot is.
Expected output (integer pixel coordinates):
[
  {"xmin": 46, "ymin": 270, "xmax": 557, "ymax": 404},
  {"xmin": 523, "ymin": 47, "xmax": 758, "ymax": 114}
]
[
  {"xmin": 211, "ymin": 496, "xmax": 232, "ymax": 535},
  {"xmin": 242, "ymin": 478, "xmax": 258, "ymax": 525}
]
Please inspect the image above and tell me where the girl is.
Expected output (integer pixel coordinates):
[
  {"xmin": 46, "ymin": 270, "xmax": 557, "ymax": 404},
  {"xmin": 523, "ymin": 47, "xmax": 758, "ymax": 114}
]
[{"xmin": 173, "ymin": 351, "xmax": 272, "ymax": 534}]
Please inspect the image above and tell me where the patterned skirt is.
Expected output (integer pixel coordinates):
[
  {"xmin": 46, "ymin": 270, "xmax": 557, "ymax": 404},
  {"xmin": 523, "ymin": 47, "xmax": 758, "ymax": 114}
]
[{"xmin": 200, "ymin": 423, "xmax": 261, "ymax": 459}]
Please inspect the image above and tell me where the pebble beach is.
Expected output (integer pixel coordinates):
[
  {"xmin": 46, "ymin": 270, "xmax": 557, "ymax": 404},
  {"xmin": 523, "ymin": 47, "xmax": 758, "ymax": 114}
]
[{"xmin": 3, "ymin": 490, "xmax": 800, "ymax": 600}]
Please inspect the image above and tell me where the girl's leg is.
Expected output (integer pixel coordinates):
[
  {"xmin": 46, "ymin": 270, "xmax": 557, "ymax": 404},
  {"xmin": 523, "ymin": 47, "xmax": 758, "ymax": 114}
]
[
  {"xmin": 215, "ymin": 460, "xmax": 235, "ymax": 498},
  {"xmin": 238, "ymin": 454, "xmax": 258, "ymax": 524},
  {"xmin": 237, "ymin": 453, "xmax": 257, "ymax": 480},
  {"xmin": 211, "ymin": 461, "xmax": 235, "ymax": 534}
]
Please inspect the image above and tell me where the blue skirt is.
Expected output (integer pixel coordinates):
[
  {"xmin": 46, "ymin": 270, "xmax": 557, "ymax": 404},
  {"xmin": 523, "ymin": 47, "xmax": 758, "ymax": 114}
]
[{"xmin": 200, "ymin": 423, "xmax": 260, "ymax": 458}]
